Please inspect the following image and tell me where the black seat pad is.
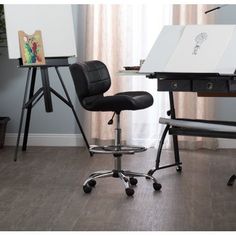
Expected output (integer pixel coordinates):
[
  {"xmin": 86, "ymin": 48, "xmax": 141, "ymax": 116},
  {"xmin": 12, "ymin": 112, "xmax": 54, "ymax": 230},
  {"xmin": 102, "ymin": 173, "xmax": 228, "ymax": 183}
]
[{"xmin": 83, "ymin": 91, "xmax": 153, "ymax": 113}]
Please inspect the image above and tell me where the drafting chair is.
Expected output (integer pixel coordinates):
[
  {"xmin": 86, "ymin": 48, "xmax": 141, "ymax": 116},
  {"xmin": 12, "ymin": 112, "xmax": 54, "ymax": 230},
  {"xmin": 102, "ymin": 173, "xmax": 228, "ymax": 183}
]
[{"xmin": 69, "ymin": 60, "xmax": 162, "ymax": 196}]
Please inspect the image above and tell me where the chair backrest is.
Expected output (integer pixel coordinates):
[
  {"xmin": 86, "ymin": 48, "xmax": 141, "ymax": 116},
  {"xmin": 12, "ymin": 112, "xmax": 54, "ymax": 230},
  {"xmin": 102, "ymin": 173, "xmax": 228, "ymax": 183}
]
[{"xmin": 69, "ymin": 60, "xmax": 111, "ymax": 110}]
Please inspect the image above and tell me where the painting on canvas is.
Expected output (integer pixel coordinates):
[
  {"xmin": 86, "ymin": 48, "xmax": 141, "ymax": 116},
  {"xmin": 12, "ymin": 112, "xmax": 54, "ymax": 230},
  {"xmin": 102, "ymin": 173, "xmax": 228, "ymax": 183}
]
[{"xmin": 18, "ymin": 30, "xmax": 45, "ymax": 65}]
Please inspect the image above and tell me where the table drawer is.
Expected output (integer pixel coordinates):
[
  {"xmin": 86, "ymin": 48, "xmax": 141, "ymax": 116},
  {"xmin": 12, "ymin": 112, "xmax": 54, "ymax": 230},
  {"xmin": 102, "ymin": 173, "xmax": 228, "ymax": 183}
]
[
  {"xmin": 158, "ymin": 79, "xmax": 191, "ymax": 91},
  {"xmin": 192, "ymin": 79, "xmax": 228, "ymax": 92}
]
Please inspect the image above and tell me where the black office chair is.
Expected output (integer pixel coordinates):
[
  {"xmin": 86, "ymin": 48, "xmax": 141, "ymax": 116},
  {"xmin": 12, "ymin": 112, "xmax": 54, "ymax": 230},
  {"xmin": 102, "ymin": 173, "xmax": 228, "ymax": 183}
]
[{"xmin": 69, "ymin": 60, "xmax": 161, "ymax": 196}]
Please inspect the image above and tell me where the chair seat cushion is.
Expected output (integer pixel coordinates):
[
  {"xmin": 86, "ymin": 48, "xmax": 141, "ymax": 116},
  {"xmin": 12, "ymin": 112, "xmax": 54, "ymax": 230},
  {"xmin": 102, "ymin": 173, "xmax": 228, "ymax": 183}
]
[{"xmin": 83, "ymin": 91, "xmax": 153, "ymax": 113}]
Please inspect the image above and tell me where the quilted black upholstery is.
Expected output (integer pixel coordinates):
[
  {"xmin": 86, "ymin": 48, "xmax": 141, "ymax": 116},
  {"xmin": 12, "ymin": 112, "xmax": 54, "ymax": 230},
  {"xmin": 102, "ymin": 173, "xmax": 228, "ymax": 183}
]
[{"xmin": 69, "ymin": 60, "xmax": 153, "ymax": 114}]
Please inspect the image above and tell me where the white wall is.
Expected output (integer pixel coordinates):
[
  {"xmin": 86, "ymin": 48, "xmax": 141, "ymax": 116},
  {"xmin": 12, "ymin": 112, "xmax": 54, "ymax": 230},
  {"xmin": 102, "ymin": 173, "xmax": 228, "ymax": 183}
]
[
  {"xmin": 2, "ymin": 4, "xmax": 236, "ymax": 147},
  {"xmin": 212, "ymin": 5, "xmax": 236, "ymax": 147}
]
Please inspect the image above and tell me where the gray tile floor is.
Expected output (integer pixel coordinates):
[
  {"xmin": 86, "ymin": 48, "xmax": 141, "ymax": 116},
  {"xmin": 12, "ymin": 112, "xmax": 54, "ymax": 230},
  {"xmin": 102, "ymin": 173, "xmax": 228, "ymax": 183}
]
[{"xmin": 0, "ymin": 146, "xmax": 235, "ymax": 231}]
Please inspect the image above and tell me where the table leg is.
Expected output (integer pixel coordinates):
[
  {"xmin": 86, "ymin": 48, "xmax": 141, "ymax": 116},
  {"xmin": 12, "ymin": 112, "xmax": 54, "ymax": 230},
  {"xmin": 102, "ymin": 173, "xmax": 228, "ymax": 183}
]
[{"xmin": 169, "ymin": 92, "xmax": 182, "ymax": 171}]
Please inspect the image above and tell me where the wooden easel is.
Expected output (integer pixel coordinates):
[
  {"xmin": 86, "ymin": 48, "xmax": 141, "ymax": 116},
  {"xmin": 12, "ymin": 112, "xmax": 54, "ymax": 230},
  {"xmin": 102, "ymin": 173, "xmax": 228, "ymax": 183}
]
[{"xmin": 14, "ymin": 57, "xmax": 91, "ymax": 161}]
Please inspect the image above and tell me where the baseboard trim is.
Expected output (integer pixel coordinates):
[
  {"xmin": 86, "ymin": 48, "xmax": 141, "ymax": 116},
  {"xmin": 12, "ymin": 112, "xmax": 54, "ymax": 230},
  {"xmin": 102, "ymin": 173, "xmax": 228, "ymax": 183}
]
[
  {"xmin": 217, "ymin": 138, "xmax": 236, "ymax": 149},
  {"xmin": 5, "ymin": 133, "xmax": 85, "ymax": 147},
  {"xmin": 4, "ymin": 133, "xmax": 235, "ymax": 149}
]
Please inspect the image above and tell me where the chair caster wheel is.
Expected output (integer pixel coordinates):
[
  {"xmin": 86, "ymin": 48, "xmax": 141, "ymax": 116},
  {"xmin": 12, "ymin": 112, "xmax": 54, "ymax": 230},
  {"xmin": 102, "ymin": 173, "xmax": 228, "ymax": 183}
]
[
  {"xmin": 125, "ymin": 188, "xmax": 134, "ymax": 196},
  {"xmin": 176, "ymin": 166, "xmax": 182, "ymax": 172},
  {"xmin": 88, "ymin": 179, "xmax": 96, "ymax": 187},
  {"xmin": 83, "ymin": 185, "xmax": 92, "ymax": 193},
  {"xmin": 146, "ymin": 169, "xmax": 155, "ymax": 179},
  {"xmin": 129, "ymin": 177, "xmax": 138, "ymax": 186},
  {"xmin": 227, "ymin": 175, "xmax": 236, "ymax": 186},
  {"xmin": 153, "ymin": 182, "xmax": 162, "ymax": 191}
]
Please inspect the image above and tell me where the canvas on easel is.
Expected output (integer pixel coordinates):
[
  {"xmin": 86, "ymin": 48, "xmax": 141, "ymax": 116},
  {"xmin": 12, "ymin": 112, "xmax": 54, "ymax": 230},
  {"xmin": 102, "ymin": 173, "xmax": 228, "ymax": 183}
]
[{"xmin": 18, "ymin": 30, "xmax": 46, "ymax": 65}]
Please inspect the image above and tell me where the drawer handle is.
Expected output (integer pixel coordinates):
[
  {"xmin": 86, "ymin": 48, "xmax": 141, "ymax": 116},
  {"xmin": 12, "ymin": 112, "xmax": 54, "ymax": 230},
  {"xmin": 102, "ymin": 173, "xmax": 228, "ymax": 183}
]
[
  {"xmin": 207, "ymin": 82, "xmax": 213, "ymax": 90},
  {"xmin": 171, "ymin": 82, "xmax": 178, "ymax": 89}
]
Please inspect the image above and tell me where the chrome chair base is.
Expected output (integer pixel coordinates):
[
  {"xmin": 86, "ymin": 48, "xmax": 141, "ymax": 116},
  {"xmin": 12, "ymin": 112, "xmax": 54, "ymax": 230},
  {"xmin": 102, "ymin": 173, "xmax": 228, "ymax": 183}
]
[
  {"xmin": 83, "ymin": 169, "xmax": 162, "ymax": 197},
  {"xmin": 83, "ymin": 113, "xmax": 161, "ymax": 197}
]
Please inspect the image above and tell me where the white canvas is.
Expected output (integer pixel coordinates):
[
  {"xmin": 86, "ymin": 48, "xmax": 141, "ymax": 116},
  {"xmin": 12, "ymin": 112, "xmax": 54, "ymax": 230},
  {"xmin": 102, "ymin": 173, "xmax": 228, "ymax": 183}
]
[
  {"xmin": 4, "ymin": 5, "xmax": 77, "ymax": 59},
  {"xmin": 165, "ymin": 25, "xmax": 235, "ymax": 73}
]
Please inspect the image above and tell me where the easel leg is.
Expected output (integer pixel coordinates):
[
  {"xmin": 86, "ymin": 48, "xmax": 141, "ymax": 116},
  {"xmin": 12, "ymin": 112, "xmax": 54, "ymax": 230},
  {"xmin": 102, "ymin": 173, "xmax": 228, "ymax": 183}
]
[
  {"xmin": 40, "ymin": 67, "xmax": 53, "ymax": 112},
  {"xmin": 22, "ymin": 68, "xmax": 37, "ymax": 151},
  {"xmin": 55, "ymin": 67, "xmax": 91, "ymax": 154},
  {"xmin": 14, "ymin": 68, "xmax": 32, "ymax": 161}
]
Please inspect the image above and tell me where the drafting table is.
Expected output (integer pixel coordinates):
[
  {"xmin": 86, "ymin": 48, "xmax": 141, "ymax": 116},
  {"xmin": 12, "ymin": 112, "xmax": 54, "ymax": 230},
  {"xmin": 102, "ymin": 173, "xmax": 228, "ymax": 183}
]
[
  {"xmin": 139, "ymin": 25, "xmax": 236, "ymax": 186},
  {"xmin": 144, "ymin": 72, "xmax": 236, "ymax": 186}
]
